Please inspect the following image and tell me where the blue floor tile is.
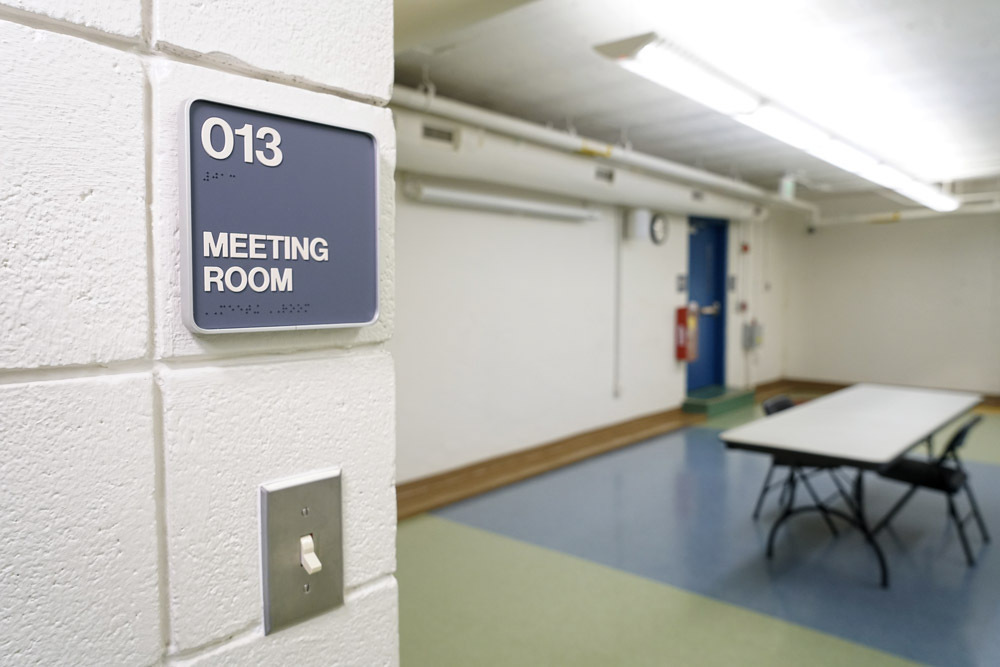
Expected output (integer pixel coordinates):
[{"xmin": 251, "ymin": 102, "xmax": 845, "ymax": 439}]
[{"xmin": 435, "ymin": 426, "xmax": 1000, "ymax": 666}]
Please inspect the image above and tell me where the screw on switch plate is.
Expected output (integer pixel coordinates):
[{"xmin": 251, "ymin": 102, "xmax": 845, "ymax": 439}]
[{"xmin": 260, "ymin": 468, "xmax": 343, "ymax": 635}]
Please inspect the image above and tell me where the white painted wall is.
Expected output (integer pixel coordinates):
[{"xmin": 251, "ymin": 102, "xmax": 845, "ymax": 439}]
[
  {"xmin": 619, "ymin": 213, "xmax": 691, "ymax": 415},
  {"xmin": 392, "ymin": 186, "xmax": 696, "ymax": 483},
  {"xmin": 0, "ymin": 4, "xmax": 397, "ymax": 664},
  {"xmin": 784, "ymin": 214, "xmax": 1000, "ymax": 394},
  {"xmin": 392, "ymin": 115, "xmax": 802, "ymax": 483},
  {"xmin": 725, "ymin": 211, "xmax": 801, "ymax": 390}
]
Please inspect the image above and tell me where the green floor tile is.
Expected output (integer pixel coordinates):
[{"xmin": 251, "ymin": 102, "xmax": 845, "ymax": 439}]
[
  {"xmin": 932, "ymin": 407, "xmax": 1000, "ymax": 466},
  {"xmin": 682, "ymin": 386, "xmax": 756, "ymax": 417},
  {"xmin": 398, "ymin": 515, "xmax": 915, "ymax": 667}
]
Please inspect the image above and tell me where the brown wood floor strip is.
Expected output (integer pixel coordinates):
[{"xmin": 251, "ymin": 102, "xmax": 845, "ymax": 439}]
[
  {"xmin": 753, "ymin": 379, "xmax": 795, "ymax": 401},
  {"xmin": 396, "ymin": 408, "xmax": 704, "ymax": 519},
  {"xmin": 777, "ymin": 378, "xmax": 851, "ymax": 395}
]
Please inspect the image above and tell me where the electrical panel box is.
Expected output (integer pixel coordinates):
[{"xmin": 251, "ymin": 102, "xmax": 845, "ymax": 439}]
[{"xmin": 742, "ymin": 320, "xmax": 763, "ymax": 351}]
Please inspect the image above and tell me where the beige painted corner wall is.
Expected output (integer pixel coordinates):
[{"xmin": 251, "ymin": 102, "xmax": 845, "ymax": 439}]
[{"xmin": 784, "ymin": 214, "xmax": 1000, "ymax": 394}]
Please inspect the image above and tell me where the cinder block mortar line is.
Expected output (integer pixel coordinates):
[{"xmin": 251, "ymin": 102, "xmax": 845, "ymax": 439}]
[
  {"xmin": 164, "ymin": 620, "xmax": 260, "ymax": 664},
  {"xmin": 0, "ymin": 360, "xmax": 156, "ymax": 386},
  {"xmin": 140, "ymin": 0, "xmax": 152, "ymax": 47},
  {"xmin": 143, "ymin": 62, "xmax": 158, "ymax": 367},
  {"xmin": 0, "ymin": 7, "xmax": 389, "ymax": 107},
  {"xmin": 147, "ymin": 42, "xmax": 390, "ymax": 108},
  {"xmin": 159, "ymin": 343, "xmax": 388, "ymax": 371},
  {"xmin": 141, "ymin": 73, "xmax": 165, "ymax": 659},
  {"xmin": 151, "ymin": 370, "xmax": 174, "ymax": 658},
  {"xmin": 162, "ymin": 575, "xmax": 399, "ymax": 664},
  {"xmin": 0, "ymin": 3, "xmax": 141, "ymax": 49},
  {"xmin": 0, "ymin": 343, "xmax": 390, "ymax": 386},
  {"xmin": 345, "ymin": 572, "xmax": 398, "ymax": 599}
]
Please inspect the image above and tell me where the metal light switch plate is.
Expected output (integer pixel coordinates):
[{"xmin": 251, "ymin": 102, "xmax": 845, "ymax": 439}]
[{"xmin": 260, "ymin": 468, "xmax": 343, "ymax": 635}]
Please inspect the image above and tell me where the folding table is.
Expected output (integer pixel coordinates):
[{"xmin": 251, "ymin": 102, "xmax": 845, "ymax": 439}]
[{"xmin": 720, "ymin": 383, "xmax": 982, "ymax": 587}]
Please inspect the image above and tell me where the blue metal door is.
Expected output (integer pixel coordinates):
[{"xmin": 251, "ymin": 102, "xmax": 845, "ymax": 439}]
[{"xmin": 687, "ymin": 217, "xmax": 728, "ymax": 393}]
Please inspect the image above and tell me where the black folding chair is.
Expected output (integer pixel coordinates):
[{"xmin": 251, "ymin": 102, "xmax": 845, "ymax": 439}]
[
  {"xmin": 874, "ymin": 416, "xmax": 990, "ymax": 565},
  {"xmin": 751, "ymin": 395, "xmax": 797, "ymax": 518},
  {"xmin": 751, "ymin": 395, "xmax": 840, "ymax": 535}
]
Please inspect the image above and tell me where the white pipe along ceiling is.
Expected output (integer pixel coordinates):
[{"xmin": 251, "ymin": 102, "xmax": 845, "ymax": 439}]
[
  {"xmin": 394, "ymin": 107, "xmax": 764, "ymax": 221},
  {"xmin": 392, "ymin": 85, "xmax": 818, "ymax": 220},
  {"xmin": 819, "ymin": 201, "xmax": 1000, "ymax": 226}
]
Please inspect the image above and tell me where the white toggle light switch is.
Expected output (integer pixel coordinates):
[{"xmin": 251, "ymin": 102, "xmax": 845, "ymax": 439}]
[
  {"xmin": 260, "ymin": 468, "xmax": 343, "ymax": 635},
  {"xmin": 300, "ymin": 534, "xmax": 322, "ymax": 574}
]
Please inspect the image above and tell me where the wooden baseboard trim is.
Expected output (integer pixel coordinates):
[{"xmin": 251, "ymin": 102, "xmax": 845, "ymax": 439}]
[
  {"xmin": 777, "ymin": 378, "xmax": 852, "ymax": 394},
  {"xmin": 396, "ymin": 408, "xmax": 705, "ymax": 520},
  {"xmin": 752, "ymin": 379, "xmax": 795, "ymax": 400},
  {"xmin": 755, "ymin": 378, "xmax": 851, "ymax": 398}
]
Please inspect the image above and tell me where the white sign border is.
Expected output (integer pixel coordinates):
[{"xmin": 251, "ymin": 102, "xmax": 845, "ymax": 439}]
[{"xmin": 180, "ymin": 97, "xmax": 381, "ymax": 334}]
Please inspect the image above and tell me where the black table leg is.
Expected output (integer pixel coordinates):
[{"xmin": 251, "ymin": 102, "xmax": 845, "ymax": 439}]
[
  {"xmin": 764, "ymin": 466, "xmax": 890, "ymax": 588},
  {"xmin": 851, "ymin": 470, "xmax": 889, "ymax": 588},
  {"xmin": 766, "ymin": 467, "xmax": 797, "ymax": 559}
]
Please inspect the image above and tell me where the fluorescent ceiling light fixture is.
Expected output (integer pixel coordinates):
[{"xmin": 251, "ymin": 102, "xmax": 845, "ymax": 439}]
[
  {"xmin": 805, "ymin": 139, "xmax": 880, "ymax": 176},
  {"xmin": 596, "ymin": 33, "xmax": 959, "ymax": 212},
  {"xmin": 735, "ymin": 106, "xmax": 828, "ymax": 152},
  {"xmin": 623, "ymin": 41, "xmax": 760, "ymax": 115},
  {"xmin": 404, "ymin": 181, "xmax": 599, "ymax": 221}
]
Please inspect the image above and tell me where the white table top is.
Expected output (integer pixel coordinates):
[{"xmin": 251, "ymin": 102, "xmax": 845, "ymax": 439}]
[{"xmin": 720, "ymin": 384, "xmax": 982, "ymax": 467}]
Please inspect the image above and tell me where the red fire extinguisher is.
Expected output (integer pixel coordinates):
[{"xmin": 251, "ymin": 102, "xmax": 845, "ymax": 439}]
[{"xmin": 675, "ymin": 303, "xmax": 699, "ymax": 361}]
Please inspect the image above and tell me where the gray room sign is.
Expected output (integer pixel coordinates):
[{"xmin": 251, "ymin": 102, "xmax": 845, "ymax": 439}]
[{"xmin": 182, "ymin": 99, "xmax": 379, "ymax": 333}]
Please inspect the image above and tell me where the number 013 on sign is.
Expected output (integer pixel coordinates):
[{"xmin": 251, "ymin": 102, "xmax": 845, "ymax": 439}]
[{"xmin": 182, "ymin": 99, "xmax": 379, "ymax": 334}]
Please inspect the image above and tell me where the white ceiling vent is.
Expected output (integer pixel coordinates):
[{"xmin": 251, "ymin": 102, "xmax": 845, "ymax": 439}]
[
  {"xmin": 421, "ymin": 123, "xmax": 458, "ymax": 149},
  {"xmin": 595, "ymin": 166, "xmax": 615, "ymax": 183}
]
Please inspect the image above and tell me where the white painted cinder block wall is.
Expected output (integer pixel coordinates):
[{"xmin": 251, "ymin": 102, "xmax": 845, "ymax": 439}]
[
  {"xmin": 784, "ymin": 214, "xmax": 1000, "ymax": 394},
  {"xmin": 0, "ymin": 2, "xmax": 398, "ymax": 664}
]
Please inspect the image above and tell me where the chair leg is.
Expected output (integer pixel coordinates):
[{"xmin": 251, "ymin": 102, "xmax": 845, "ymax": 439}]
[
  {"xmin": 963, "ymin": 481, "xmax": 990, "ymax": 543},
  {"xmin": 752, "ymin": 462, "xmax": 777, "ymax": 520},
  {"xmin": 948, "ymin": 495, "xmax": 976, "ymax": 566},
  {"xmin": 872, "ymin": 485, "xmax": 918, "ymax": 534}
]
